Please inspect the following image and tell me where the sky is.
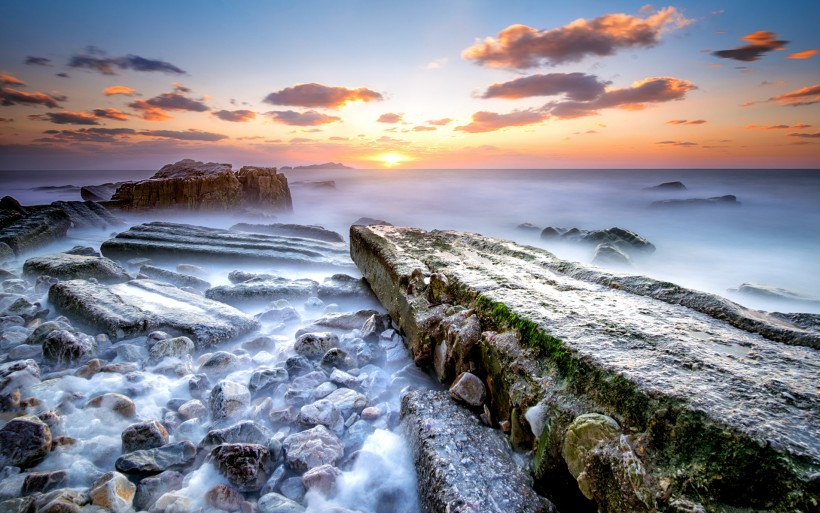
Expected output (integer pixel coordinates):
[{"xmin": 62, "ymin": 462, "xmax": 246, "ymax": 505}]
[{"xmin": 0, "ymin": 0, "xmax": 818, "ymax": 170}]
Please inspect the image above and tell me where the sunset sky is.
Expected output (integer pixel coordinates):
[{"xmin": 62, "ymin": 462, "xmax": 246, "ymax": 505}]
[{"xmin": 0, "ymin": 0, "xmax": 818, "ymax": 170}]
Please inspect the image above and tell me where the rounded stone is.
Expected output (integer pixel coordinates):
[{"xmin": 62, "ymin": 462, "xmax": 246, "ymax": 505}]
[
  {"xmin": 293, "ymin": 332, "xmax": 339, "ymax": 359},
  {"xmin": 0, "ymin": 416, "xmax": 52, "ymax": 469},
  {"xmin": 561, "ymin": 413, "xmax": 621, "ymax": 479},
  {"xmin": 448, "ymin": 371, "xmax": 486, "ymax": 407},
  {"xmin": 86, "ymin": 393, "xmax": 137, "ymax": 418},
  {"xmin": 209, "ymin": 380, "xmax": 251, "ymax": 421},
  {"xmin": 122, "ymin": 420, "xmax": 169, "ymax": 453},
  {"xmin": 89, "ymin": 471, "xmax": 136, "ymax": 513}
]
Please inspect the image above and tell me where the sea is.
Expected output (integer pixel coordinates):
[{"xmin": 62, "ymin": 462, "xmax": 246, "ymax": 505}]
[{"xmin": 1, "ymin": 167, "xmax": 819, "ymax": 314}]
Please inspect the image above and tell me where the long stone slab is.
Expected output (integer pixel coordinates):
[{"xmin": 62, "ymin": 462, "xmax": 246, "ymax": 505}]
[
  {"xmin": 401, "ymin": 389, "xmax": 556, "ymax": 513},
  {"xmin": 350, "ymin": 225, "xmax": 820, "ymax": 513},
  {"xmin": 48, "ymin": 279, "xmax": 258, "ymax": 347},
  {"xmin": 100, "ymin": 222, "xmax": 353, "ymax": 269}
]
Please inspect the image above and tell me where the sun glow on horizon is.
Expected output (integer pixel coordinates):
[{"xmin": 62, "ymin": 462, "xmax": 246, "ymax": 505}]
[{"xmin": 376, "ymin": 152, "xmax": 411, "ymax": 167}]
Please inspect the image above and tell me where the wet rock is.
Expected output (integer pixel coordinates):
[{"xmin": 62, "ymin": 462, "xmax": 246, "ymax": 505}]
[
  {"xmin": 42, "ymin": 330, "xmax": 96, "ymax": 368},
  {"xmin": 643, "ymin": 181, "xmax": 686, "ymax": 191},
  {"xmin": 88, "ymin": 471, "xmax": 135, "ymax": 513},
  {"xmin": 0, "ymin": 416, "xmax": 52, "ymax": 468},
  {"xmin": 592, "ymin": 243, "xmax": 632, "ymax": 267},
  {"xmin": 100, "ymin": 222, "xmax": 351, "ymax": 268},
  {"xmin": 115, "ymin": 441, "xmax": 197, "ymax": 474},
  {"xmin": 188, "ymin": 374, "xmax": 210, "ymax": 400},
  {"xmin": 133, "ymin": 470, "xmax": 184, "ymax": 511},
  {"xmin": 281, "ymin": 425, "xmax": 344, "ymax": 473},
  {"xmin": 149, "ymin": 336, "xmax": 195, "ymax": 360},
  {"xmin": 516, "ymin": 222, "xmax": 541, "ymax": 233},
  {"xmin": 342, "ymin": 420, "xmax": 374, "ymax": 452},
  {"xmin": 1, "ymin": 296, "xmax": 47, "ymax": 321},
  {"xmin": 86, "ymin": 393, "xmax": 136, "ymax": 418},
  {"xmin": 0, "ymin": 205, "xmax": 70, "ymax": 257},
  {"xmin": 0, "ymin": 497, "xmax": 35, "ymax": 513},
  {"xmin": 48, "ymin": 279, "xmax": 258, "ymax": 347},
  {"xmin": 351, "ymin": 217, "xmax": 392, "ymax": 226},
  {"xmin": 320, "ymin": 348, "xmax": 355, "ymax": 371},
  {"xmin": 0, "ymin": 359, "xmax": 40, "ymax": 412},
  {"xmin": 257, "ymin": 493, "xmax": 305, "ymax": 513},
  {"xmin": 177, "ymin": 400, "xmax": 206, "ymax": 420},
  {"xmin": 205, "ymin": 483, "xmax": 242, "ymax": 511},
  {"xmin": 230, "ymin": 223, "xmax": 344, "ymax": 243},
  {"xmin": 317, "ymin": 274, "xmax": 373, "ymax": 299},
  {"xmin": 301, "ymin": 464, "xmax": 341, "ymax": 494},
  {"xmin": 299, "ymin": 399, "xmax": 344, "ymax": 436},
  {"xmin": 278, "ymin": 477, "xmax": 305, "ymax": 503},
  {"xmin": 731, "ymin": 282, "xmax": 820, "ymax": 307},
  {"xmin": 138, "ymin": 265, "xmax": 211, "ymax": 292},
  {"xmin": 650, "ymin": 194, "xmax": 740, "ymax": 208},
  {"xmin": 147, "ymin": 492, "xmax": 193, "ymax": 513},
  {"xmin": 256, "ymin": 305, "xmax": 301, "ymax": 325},
  {"xmin": 207, "ymin": 276, "xmax": 319, "ymax": 307},
  {"xmin": 20, "ymin": 470, "xmax": 68, "ymax": 495},
  {"xmin": 81, "ymin": 182, "xmax": 123, "ymax": 202},
  {"xmin": 209, "ymin": 443, "xmax": 271, "ymax": 492},
  {"xmin": 285, "ymin": 356, "xmax": 313, "ymax": 377},
  {"xmin": 210, "ymin": 381, "xmax": 251, "ymax": 421},
  {"xmin": 561, "ymin": 413, "xmax": 621, "ymax": 498},
  {"xmin": 323, "ymin": 388, "xmax": 367, "ymax": 418},
  {"xmin": 65, "ymin": 246, "xmax": 102, "ymax": 257},
  {"xmin": 2, "ymin": 280, "xmax": 27, "ymax": 294},
  {"xmin": 298, "ymin": 310, "xmax": 378, "ymax": 337},
  {"xmin": 402, "ymin": 389, "xmax": 556, "ymax": 513},
  {"xmin": 50, "ymin": 200, "xmax": 124, "ymax": 230},
  {"xmin": 23, "ymin": 253, "xmax": 129, "ymax": 283},
  {"xmin": 293, "ymin": 332, "xmax": 338, "ymax": 359},
  {"xmin": 34, "ymin": 489, "xmax": 86, "ymax": 513},
  {"xmin": 448, "ymin": 371, "xmax": 486, "ymax": 407},
  {"xmin": 199, "ymin": 351, "xmax": 241, "ymax": 376},
  {"xmin": 249, "ymin": 367, "xmax": 289, "ymax": 397},
  {"xmin": 200, "ymin": 420, "xmax": 274, "ymax": 450},
  {"xmin": 328, "ymin": 369, "xmax": 360, "ymax": 389},
  {"xmin": 122, "ymin": 420, "xmax": 170, "ymax": 453}
]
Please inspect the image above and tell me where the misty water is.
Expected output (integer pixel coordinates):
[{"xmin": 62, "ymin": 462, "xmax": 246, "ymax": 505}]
[{"xmin": 1, "ymin": 167, "xmax": 819, "ymax": 512}]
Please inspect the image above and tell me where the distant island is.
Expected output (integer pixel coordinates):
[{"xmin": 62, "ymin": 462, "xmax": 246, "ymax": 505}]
[{"xmin": 280, "ymin": 162, "xmax": 353, "ymax": 171}]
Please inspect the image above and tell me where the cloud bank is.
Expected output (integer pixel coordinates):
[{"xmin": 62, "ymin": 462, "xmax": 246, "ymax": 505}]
[
  {"xmin": 263, "ymin": 83, "xmax": 382, "ymax": 109},
  {"xmin": 712, "ymin": 31, "xmax": 788, "ymax": 62}
]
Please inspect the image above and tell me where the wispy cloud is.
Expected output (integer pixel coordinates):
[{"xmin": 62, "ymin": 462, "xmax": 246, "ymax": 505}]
[
  {"xmin": 29, "ymin": 111, "xmax": 100, "ymax": 125},
  {"xmin": 712, "ymin": 31, "xmax": 788, "ymax": 62},
  {"xmin": 104, "ymin": 85, "xmax": 136, "ymax": 96},
  {"xmin": 411, "ymin": 125, "xmax": 436, "ymax": 132},
  {"xmin": 377, "ymin": 113, "xmax": 403, "ymax": 124},
  {"xmin": 427, "ymin": 118, "xmax": 452, "ymax": 126},
  {"xmin": 92, "ymin": 108, "xmax": 129, "ymax": 121},
  {"xmin": 24, "ymin": 56, "xmax": 51, "ymax": 66},
  {"xmin": 263, "ymin": 83, "xmax": 382, "ymax": 109},
  {"xmin": 0, "ymin": 74, "xmax": 26, "ymax": 86},
  {"xmin": 213, "ymin": 109, "xmax": 256, "ymax": 122},
  {"xmin": 656, "ymin": 140, "xmax": 698, "ymax": 147},
  {"xmin": 788, "ymin": 49, "xmax": 818, "ymax": 60},
  {"xmin": 546, "ymin": 77, "xmax": 696, "ymax": 118},
  {"xmin": 770, "ymin": 84, "xmax": 820, "ymax": 107},
  {"xmin": 268, "ymin": 110, "xmax": 342, "ymax": 126},
  {"xmin": 0, "ymin": 73, "xmax": 63, "ymax": 108},
  {"xmin": 666, "ymin": 119, "xmax": 707, "ymax": 125},
  {"xmin": 462, "ymin": 7, "xmax": 691, "ymax": 68},
  {"xmin": 787, "ymin": 132, "xmax": 820, "ymax": 138},
  {"xmin": 425, "ymin": 58, "xmax": 448, "ymax": 69},
  {"xmin": 746, "ymin": 123, "xmax": 812, "ymax": 130},
  {"xmin": 128, "ymin": 88, "xmax": 209, "ymax": 120},
  {"xmin": 68, "ymin": 47, "xmax": 185, "ymax": 75},
  {"xmin": 138, "ymin": 129, "xmax": 228, "ymax": 141},
  {"xmin": 35, "ymin": 127, "xmax": 137, "ymax": 143},
  {"xmin": 128, "ymin": 100, "xmax": 172, "ymax": 121},
  {"xmin": 482, "ymin": 72, "xmax": 607, "ymax": 101},
  {"xmin": 455, "ymin": 110, "xmax": 547, "ymax": 133}
]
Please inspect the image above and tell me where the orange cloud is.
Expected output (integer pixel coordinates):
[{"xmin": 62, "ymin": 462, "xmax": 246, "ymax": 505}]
[
  {"xmin": 666, "ymin": 119, "xmax": 707, "ymax": 125},
  {"xmin": 770, "ymin": 84, "xmax": 820, "ymax": 106},
  {"xmin": 787, "ymin": 49, "xmax": 817, "ymax": 59},
  {"xmin": 786, "ymin": 132, "xmax": 820, "ymax": 138},
  {"xmin": 92, "ymin": 108, "xmax": 129, "ymax": 121},
  {"xmin": 104, "ymin": 85, "xmax": 136, "ymax": 96},
  {"xmin": 263, "ymin": 83, "xmax": 382, "ymax": 109},
  {"xmin": 128, "ymin": 99, "xmax": 172, "ymax": 121},
  {"xmin": 712, "ymin": 31, "xmax": 788, "ymax": 62},
  {"xmin": 213, "ymin": 109, "xmax": 256, "ymax": 122},
  {"xmin": 411, "ymin": 126, "xmax": 436, "ymax": 132},
  {"xmin": 427, "ymin": 118, "xmax": 452, "ymax": 126},
  {"xmin": 548, "ymin": 77, "xmax": 696, "ymax": 118},
  {"xmin": 1, "ymin": 88, "xmax": 62, "ymax": 108},
  {"xmin": 482, "ymin": 72, "xmax": 607, "ymax": 101},
  {"xmin": 268, "ymin": 110, "xmax": 342, "ymax": 126},
  {"xmin": 656, "ymin": 140, "xmax": 698, "ymax": 147},
  {"xmin": 0, "ymin": 74, "xmax": 26, "ymax": 86},
  {"xmin": 746, "ymin": 123, "xmax": 812, "ymax": 130},
  {"xmin": 463, "ymin": 7, "xmax": 691, "ymax": 68},
  {"xmin": 29, "ymin": 111, "xmax": 99, "ymax": 125},
  {"xmin": 377, "ymin": 113, "xmax": 403, "ymax": 123},
  {"xmin": 455, "ymin": 110, "xmax": 547, "ymax": 133}
]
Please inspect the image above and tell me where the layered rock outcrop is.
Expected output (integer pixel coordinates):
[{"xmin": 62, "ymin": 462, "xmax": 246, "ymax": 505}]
[
  {"xmin": 350, "ymin": 224, "xmax": 820, "ymax": 513},
  {"xmin": 107, "ymin": 159, "xmax": 292, "ymax": 212}
]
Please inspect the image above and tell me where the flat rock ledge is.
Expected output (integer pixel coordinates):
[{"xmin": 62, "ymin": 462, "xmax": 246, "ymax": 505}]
[
  {"xmin": 100, "ymin": 222, "xmax": 353, "ymax": 269},
  {"xmin": 350, "ymin": 225, "xmax": 820, "ymax": 513},
  {"xmin": 48, "ymin": 278, "xmax": 258, "ymax": 347},
  {"xmin": 402, "ymin": 389, "xmax": 556, "ymax": 513}
]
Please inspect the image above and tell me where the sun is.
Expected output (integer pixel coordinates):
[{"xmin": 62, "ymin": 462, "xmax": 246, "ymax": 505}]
[{"xmin": 378, "ymin": 152, "xmax": 408, "ymax": 167}]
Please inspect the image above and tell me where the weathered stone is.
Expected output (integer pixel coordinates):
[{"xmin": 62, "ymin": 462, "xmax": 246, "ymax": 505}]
[
  {"xmin": 0, "ymin": 359, "xmax": 40, "ymax": 412},
  {"xmin": 20, "ymin": 470, "xmax": 67, "ymax": 496},
  {"xmin": 81, "ymin": 183, "xmax": 123, "ymax": 202},
  {"xmin": 147, "ymin": 492, "xmax": 193, "ymax": 513},
  {"xmin": 177, "ymin": 400, "xmax": 206, "ymax": 420},
  {"xmin": 204, "ymin": 483, "xmax": 242, "ymax": 511},
  {"xmin": 200, "ymin": 420, "xmax": 274, "ymax": 450},
  {"xmin": 256, "ymin": 305, "xmax": 301, "ymax": 325},
  {"xmin": 230, "ymin": 223, "xmax": 343, "ymax": 242},
  {"xmin": 48, "ymin": 279, "xmax": 258, "ymax": 347},
  {"xmin": 23, "ymin": 253, "xmax": 129, "ymax": 283},
  {"xmin": 301, "ymin": 464, "xmax": 341, "ymax": 495},
  {"xmin": 293, "ymin": 332, "xmax": 338, "ymax": 359},
  {"xmin": 256, "ymin": 493, "xmax": 305, "ymax": 513},
  {"xmin": 122, "ymin": 420, "xmax": 169, "ymax": 453},
  {"xmin": 0, "ymin": 497, "xmax": 35, "ymax": 513},
  {"xmin": 236, "ymin": 165, "xmax": 293, "ymax": 211},
  {"xmin": 199, "ymin": 351, "xmax": 241, "ymax": 376},
  {"xmin": 42, "ymin": 330, "xmax": 96, "ymax": 368},
  {"xmin": 351, "ymin": 224, "xmax": 820, "ymax": 511},
  {"xmin": 561, "ymin": 413, "xmax": 621, "ymax": 498},
  {"xmin": 297, "ymin": 310, "xmax": 378, "ymax": 337},
  {"xmin": 139, "ymin": 265, "xmax": 211, "ymax": 291},
  {"xmin": 323, "ymin": 388, "xmax": 367, "ymax": 419},
  {"xmin": 248, "ymin": 367, "xmax": 289, "ymax": 396},
  {"xmin": 101, "ymin": 222, "xmax": 350, "ymax": 268},
  {"xmin": 133, "ymin": 470, "xmax": 183, "ymax": 511},
  {"xmin": 206, "ymin": 276, "xmax": 319, "ymax": 306},
  {"xmin": 88, "ymin": 471, "xmax": 135, "ymax": 513},
  {"xmin": 402, "ymin": 389, "xmax": 555, "ymax": 513},
  {"xmin": 591, "ymin": 243, "xmax": 632, "ymax": 267},
  {"xmin": 86, "ymin": 393, "xmax": 136, "ymax": 418},
  {"xmin": 0, "ymin": 416, "xmax": 52, "ymax": 468},
  {"xmin": 34, "ymin": 489, "xmax": 85, "ymax": 513},
  {"xmin": 328, "ymin": 368, "xmax": 360, "ymax": 389},
  {"xmin": 0, "ymin": 206, "xmax": 70, "ymax": 257},
  {"xmin": 50, "ymin": 201, "xmax": 124, "ymax": 230},
  {"xmin": 209, "ymin": 381, "xmax": 251, "ymax": 421},
  {"xmin": 209, "ymin": 443, "xmax": 271, "ymax": 492},
  {"xmin": 285, "ymin": 355, "xmax": 313, "ymax": 377},
  {"xmin": 448, "ymin": 371, "xmax": 486, "ymax": 407},
  {"xmin": 299, "ymin": 399, "xmax": 344, "ymax": 436},
  {"xmin": 732, "ymin": 282, "xmax": 820, "ymax": 307},
  {"xmin": 115, "ymin": 441, "xmax": 196, "ymax": 474},
  {"xmin": 319, "ymin": 348, "xmax": 355, "ymax": 371},
  {"xmin": 317, "ymin": 274, "xmax": 373, "ymax": 299},
  {"xmin": 281, "ymin": 425, "xmax": 344, "ymax": 473},
  {"xmin": 149, "ymin": 336, "xmax": 195, "ymax": 360}
]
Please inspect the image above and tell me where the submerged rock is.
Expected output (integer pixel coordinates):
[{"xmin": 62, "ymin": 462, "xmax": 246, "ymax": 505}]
[
  {"xmin": 23, "ymin": 253, "xmax": 130, "ymax": 283},
  {"xmin": 101, "ymin": 222, "xmax": 351, "ymax": 268},
  {"xmin": 731, "ymin": 282, "xmax": 820, "ymax": 307},
  {"xmin": 138, "ymin": 265, "xmax": 211, "ymax": 292},
  {"xmin": 48, "ymin": 278, "xmax": 258, "ymax": 347},
  {"xmin": 402, "ymin": 389, "xmax": 556, "ymax": 513},
  {"xmin": 281, "ymin": 425, "xmax": 344, "ymax": 473},
  {"xmin": 350, "ymin": 224, "xmax": 820, "ymax": 512},
  {"xmin": 650, "ymin": 194, "xmax": 740, "ymax": 208},
  {"xmin": 230, "ymin": 223, "xmax": 344, "ymax": 242},
  {"xmin": 115, "ymin": 441, "xmax": 197, "ymax": 474},
  {"xmin": 122, "ymin": 420, "xmax": 170, "ymax": 453},
  {"xmin": 50, "ymin": 201, "xmax": 125, "ymax": 230},
  {"xmin": 643, "ymin": 181, "xmax": 686, "ymax": 191},
  {"xmin": 206, "ymin": 276, "xmax": 319, "ymax": 306}
]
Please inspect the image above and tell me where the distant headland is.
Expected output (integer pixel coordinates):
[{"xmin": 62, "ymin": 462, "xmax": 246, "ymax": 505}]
[{"xmin": 280, "ymin": 162, "xmax": 353, "ymax": 171}]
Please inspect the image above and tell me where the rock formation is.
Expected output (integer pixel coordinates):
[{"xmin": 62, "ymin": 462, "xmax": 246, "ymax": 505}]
[
  {"xmin": 350, "ymin": 224, "xmax": 819, "ymax": 512},
  {"xmin": 106, "ymin": 159, "xmax": 292, "ymax": 212}
]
